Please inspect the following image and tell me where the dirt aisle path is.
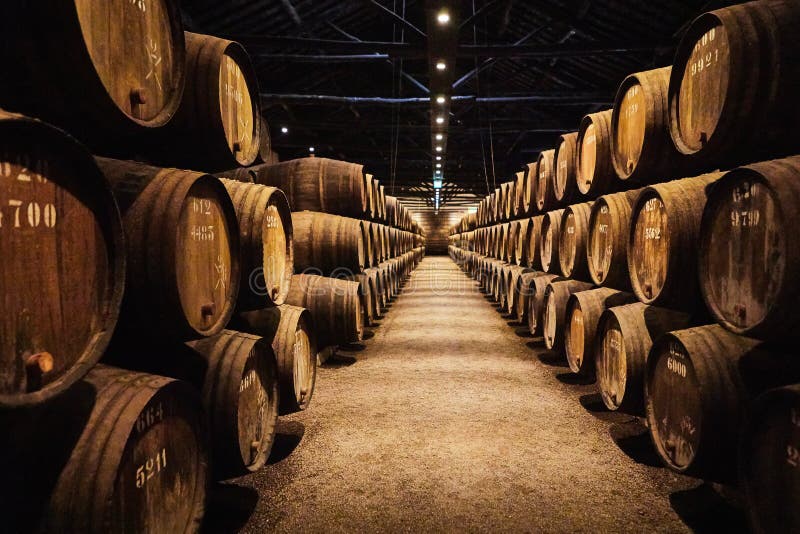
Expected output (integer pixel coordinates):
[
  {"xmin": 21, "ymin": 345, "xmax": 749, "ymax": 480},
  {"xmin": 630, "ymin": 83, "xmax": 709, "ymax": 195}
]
[{"xmin": 205, "ymin": 256, "xmax": 744, "ymax": 533}]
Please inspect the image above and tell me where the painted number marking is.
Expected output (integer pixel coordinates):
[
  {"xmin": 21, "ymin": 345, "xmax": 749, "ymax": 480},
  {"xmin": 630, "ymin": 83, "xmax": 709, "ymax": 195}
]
[{"xmin": 135, "ymin": 448, "xmax": 167, "ymax": 489}]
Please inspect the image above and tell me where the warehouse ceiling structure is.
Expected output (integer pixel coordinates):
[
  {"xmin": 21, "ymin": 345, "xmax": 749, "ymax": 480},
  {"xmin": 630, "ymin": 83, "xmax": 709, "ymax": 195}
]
[{"xmin": 181, "ymin": 0, "xmax": 730, "ymax": 214}]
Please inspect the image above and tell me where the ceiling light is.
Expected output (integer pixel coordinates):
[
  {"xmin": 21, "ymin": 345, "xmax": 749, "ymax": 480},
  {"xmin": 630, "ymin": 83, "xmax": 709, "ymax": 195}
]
[
  {"xmin": 436, "ymin": 116, "xmax": 445, "ymax": 124},
  {"xmin": 436, "ymin": 156, "xmax": 442, "ymax": 161},
  {"xmin": 436, "ymin": 61, "xmax": 446, "ymax": 71},
  {"xmin": 281, "ymin": 126, "xmax": 288, "ymax": 134},
  {"xmin": 436, "ymin": 163, "xmax": 442, "ymax": 168},
  {"xmin": 437, "ymin": 11, "xmax": 450, "ymax": 24},
  {"xmin": 436, "ymin": 95, "xmax": 446, "ymax": 104},
  {"xmin": 309, "ymin": 147, "xmax": 315, "ymax": 153},
  {"xmin": 435, "ymin": 146, "xmax": 443, "ymax": 152}
]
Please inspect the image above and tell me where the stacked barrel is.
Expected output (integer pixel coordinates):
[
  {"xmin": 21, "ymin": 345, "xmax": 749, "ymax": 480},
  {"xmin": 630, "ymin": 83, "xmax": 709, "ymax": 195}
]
[
  {"xmin": 450, "ymin": 1, "xmax": 800, "ymax": 529},
  {"xmin": 241, "ymin": 157, "xmax": 425, "ymax": 359},
  {"xmin": 0, "ymin": 2, "xmax": 424, "ymax": 532}
]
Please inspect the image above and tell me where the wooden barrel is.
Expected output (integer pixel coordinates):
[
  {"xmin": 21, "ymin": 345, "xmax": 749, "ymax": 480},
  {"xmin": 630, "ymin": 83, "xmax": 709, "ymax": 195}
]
[
  {"xmin": 515, "ymin": 218, "xmax": 530, "ymax": 267},
  {"xmin": 564, "ymin": 288, "xmax": 636, "ymax": 377},
  {"xmin": 521, "ymin": 166, "xmax": 533, "ymax": 215},
  {"xmin": 507, "ymin": 220, "xmax": 521, "ymax": 264},
  {"xmin": 492, "ymin": 187, "xmax": 502, "ymax": 222},
  {"xmin": 251, "ymin": 157, "xmax": 367, "ymax": 218},
  {"xmin": 699, "ymin": 156, "xmax": 800, "ymax": 341},
  {"xmin": 364, "ymin": 174, "xmax": 376, "ymax": 220},
  {"xmin": 536, "ymin": 149, "xmax": 558, "ymax": 212},
  {"xmin": 514, "ymin": 170, "xmax": 526, "ymax": 218},
  {"xmin": 554, "ymin": 132, "xmax": 580, "ymax": 204},
  {"xmin": 379, "ymin": 184, "xmax": 387, "ymax": 223},
  {"xmin": 0, "ymin": 1, "xmax": 185, "ymax": 142},
  {"xmin": 527, "ymin": 273, "xmax": 560, "ymax": 336},
  {"xmin": 507, "ymin": 265, "xmax": 533, "ymax": 318},
  {"xmin": 498, "ymin": 182, "xmax": 510, "ymax": 221},
  {"xmin": 340, "ymin": 272, "xmax": 378, "ymax": 327},
  {"xmin": 740, "ymin": 384, "xmax": 800, "ymax": 534},
  {"xmin": 364, "ymin": 267, "xmax": 384, "ymax": 318},
  {"xmin": 577, "ymin": 109, "xmax": 616, "ymax": 198},
  {"xmin": 542, "ymin": 280, "xmax": 594, "ymax": 351},
  {"xmin": 97, "ymin": 157, "xmax": 240, "ymax": 340},
  {"xmin": 258, "ymin": 120, "xmax": 272, "ymax": 164},
  {"xmin": 40, "ymin": 365, "xmax": 207, "ymax": 532},
  {"xmin": 505, "ymin": 180, "xmax": 516, "ymax": 221},
  {"xmin": 167, "ymin": 33, "xmax": 261, "ymax": 171},
  {"xmin": 215, "ymin": 166, "xmax": 256, "ymax": 183},
  {"xmin": 587, "ymin": 189, "xmax": 641, "ymax": 290},
  {"xmin": 361, "ymin": 219, "xmax": 374, "ymax": 268},
  {"xmin": 612, "ymin": 67, "xmax": 682, "ymax": 183},
  {"xmin": 220, "ymin": 179, "xmax": 293, "ymax": 310},
  {"xmin": 494, "ymin": 224, "xmax": 506, "ymax": 260},
  {"xmin": 595, "ymin": 303, "xmax": 690, "ymax": 414},
  {"xmin": 516, "ymin": 271, "xmax": 542, "ymax": 324},
  {"xmin": 646, "ymin": 324, "xmax": 800, "ymax": 481},
  {"xmin": 558, "ymin": 201, "xmax": 594, "ymax": 281},
  {"xmin": 539, "ymin": 209, "xmax": 565, "ymax": 273},
  {"xmin": 668, "ymin": 1, "xmax": 800, "ymax": 169},
  {"xmin": 234, "ymin": 304, "xmax": 317, "ymax": 413},
  {"xmin": 291, "ymin": 211, "xmax": 365, "ymax": 275},
  {"xmin": 285, "ymin": 274, "xmax": 362, "ymax": 348},
  {"xmin": 185, "ymin": 330, "xmax": 279, "ymax": 478},
  {"xmin": 0, "ymin": 112, "xmax": 125, "ymax": 409},
  {"xmin": 525, "ymin": 215, "xmax": 544, "ymax": 269},
  {"xmin": 628, "ymin": 173, "xmax": 722, "ymax": 310},
  {"xmin": 385, "ymin": 195, "xmax": 399, "ymax": 227}
]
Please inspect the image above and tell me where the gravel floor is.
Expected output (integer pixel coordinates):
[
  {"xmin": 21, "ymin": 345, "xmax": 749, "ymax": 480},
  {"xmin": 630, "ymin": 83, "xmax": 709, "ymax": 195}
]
[{"xmin": 203, "ymin": 256, "xmax": 747, "ymax": 533}]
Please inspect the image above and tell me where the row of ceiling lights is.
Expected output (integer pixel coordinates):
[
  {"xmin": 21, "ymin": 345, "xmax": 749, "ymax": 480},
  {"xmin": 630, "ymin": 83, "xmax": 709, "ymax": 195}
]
[{"xmin": 432, "ymin": 8, "xmax": 451, "ymax": 211}]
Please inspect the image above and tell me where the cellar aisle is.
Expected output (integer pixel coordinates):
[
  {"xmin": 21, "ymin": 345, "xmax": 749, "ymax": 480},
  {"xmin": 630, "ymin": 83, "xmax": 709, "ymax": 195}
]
[{"xmin": 204, "ymin": 256, "xmax": 745, "ymax": 533}]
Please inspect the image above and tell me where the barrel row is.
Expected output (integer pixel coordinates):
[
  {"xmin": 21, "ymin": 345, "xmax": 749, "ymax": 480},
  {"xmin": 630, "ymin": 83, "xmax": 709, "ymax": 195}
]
[
  {"xmin": 450, "ymin": 239, "xmax": 800, "ymax": 533},
  {"xmin": 453, "ymin": 154, "xmax": 800, "ymax": 347},
  {"xmin": 457, "ymin": 1, "xmax": 800, "ymax": 233}
]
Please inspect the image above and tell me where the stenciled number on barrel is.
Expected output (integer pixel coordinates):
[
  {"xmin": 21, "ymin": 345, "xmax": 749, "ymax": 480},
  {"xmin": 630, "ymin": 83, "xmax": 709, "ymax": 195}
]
[
  {"xmin": 135, "ymin": 448, "xmax": 168, "ymax": 489},
  {"xmin": 690, "ymin": 28, "xmax": 719, "ymax": 77},
  {"xmin": 136, "ymin": 402, "xmax": 165, "ymax": 434},
  {"xmin": 1, "ymin": 155, "xmax": 58, "ymax": 230}
]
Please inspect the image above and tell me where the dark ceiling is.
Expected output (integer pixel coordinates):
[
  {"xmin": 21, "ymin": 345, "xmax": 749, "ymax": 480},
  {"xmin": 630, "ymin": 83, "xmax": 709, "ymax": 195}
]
[{"xmin": 181, "ymin": 0, "xmax": 735, "ymax": 211}]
